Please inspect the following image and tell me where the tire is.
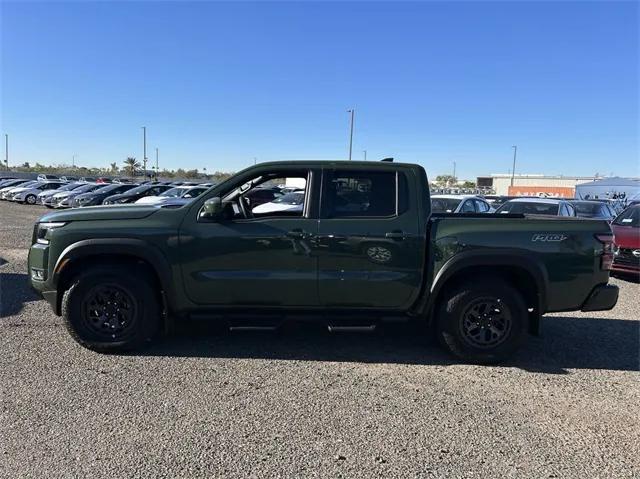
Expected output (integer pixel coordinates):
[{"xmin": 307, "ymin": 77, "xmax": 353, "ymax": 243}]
[
  {"xmin": 25, "ymin": 194, "xmax": 37, "ymax": 205},
  {"xmin": 436, "ymin": 277, "xmax": 528, "ymax": 364},
  {"xmin": 61, "ymin": 265, "xmax": 160, "ymax": 352}
]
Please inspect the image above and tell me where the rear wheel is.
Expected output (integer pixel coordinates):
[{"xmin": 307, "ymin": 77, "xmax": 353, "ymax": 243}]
[
  {"xmin": 25, "ymin": 194, "xmax": 37, "ymax": 205},
  {"xmin": 61, "ymin": 265, "xmax": 160, "ymax": 352},
  {"xmin": 436, "ymin": 278, "xmax": 528, "ymax": 364}
]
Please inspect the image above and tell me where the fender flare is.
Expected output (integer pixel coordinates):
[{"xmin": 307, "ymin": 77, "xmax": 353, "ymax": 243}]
[
  {"xmin": 420, "ymin": 249, "xmax": 549, "ymax": 319},
  {"xmin": 53, "ymin": 238, "xmax": 175, "ymax": 305}
]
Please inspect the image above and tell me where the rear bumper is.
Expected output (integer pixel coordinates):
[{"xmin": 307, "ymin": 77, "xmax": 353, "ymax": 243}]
[{"xmin": 581, "ymin": 284, "xmax": 619, "ymax": 312}]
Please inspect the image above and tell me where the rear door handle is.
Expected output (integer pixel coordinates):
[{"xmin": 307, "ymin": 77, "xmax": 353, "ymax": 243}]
[{"xmin": 385, "ymin": 231, "xmax": 408, "ymax": 240}]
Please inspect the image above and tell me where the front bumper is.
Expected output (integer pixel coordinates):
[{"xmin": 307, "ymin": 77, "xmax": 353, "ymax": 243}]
[
  {"xmin": 581, "ymin": 284, "xmax": 619, "ymax": 312},
  {"xmin": 28, "ymin": 242, "xmax": 60, "ymax": 314}
]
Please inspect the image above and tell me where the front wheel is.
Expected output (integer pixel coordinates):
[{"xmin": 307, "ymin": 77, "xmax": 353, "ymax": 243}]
[
  {"xmin": 436, "ymin": 278, "xmax": 528, "ymax": 364},
  {"xmin": 25, "ymin": 194, "xmax": 37, "ymax": 205},
  {"xmin": 61, "ymin": 265, "xmax": 160, "ymax": 352}
]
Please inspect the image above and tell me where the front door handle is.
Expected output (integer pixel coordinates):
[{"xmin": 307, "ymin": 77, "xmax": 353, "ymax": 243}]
[
  {"xmin": 385, "ymin": 230, "xmax": 407, "ymax": 240},
  {"xmin": 286, "ymin": 229, "xmax": 311, "ymax": 240}
]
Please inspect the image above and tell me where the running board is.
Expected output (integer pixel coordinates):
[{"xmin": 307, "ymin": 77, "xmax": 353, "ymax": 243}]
[
  {"xmin": 229, "ymin": 325, "xmax": 279, "ymax": 332},
  {"xmin": 327, "ymin": 324, "xmax": 377, "ymax": 333}
]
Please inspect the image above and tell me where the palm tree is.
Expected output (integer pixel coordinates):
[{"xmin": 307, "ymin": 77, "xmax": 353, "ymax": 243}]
[
  {"xmin": 110, "ymin": 162, "xmax": 118, "ymax": 174},
  {"xmin": 123, "ymin": 157, "xmax": 140, "ymax": 178}
]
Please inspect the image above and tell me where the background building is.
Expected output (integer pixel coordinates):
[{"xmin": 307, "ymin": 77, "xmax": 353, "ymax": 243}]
[{"xmin": 479, "ymin": 174, "xmax": 602, "ymax": 197}]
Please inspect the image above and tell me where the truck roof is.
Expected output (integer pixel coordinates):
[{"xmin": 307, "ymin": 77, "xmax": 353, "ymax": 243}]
[{"xmin": 255, "ymin": 160, "xmax": 419, "ymax": 169}]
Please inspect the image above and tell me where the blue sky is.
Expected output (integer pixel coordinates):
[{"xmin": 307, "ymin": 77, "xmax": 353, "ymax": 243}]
[{"xmin": 1, "ymin": 1, "xmax": 638, "ymax": 179}]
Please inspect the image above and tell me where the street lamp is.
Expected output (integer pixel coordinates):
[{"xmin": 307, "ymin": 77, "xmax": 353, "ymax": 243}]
[
  {"xmin": 4, "ymin": 134, "xmax": 8, "ymax": 170},
  {"xmin": 142, "ymin": 127, "xmax": 148, "ymax": 179},
  {"xmin": 155, "ymin": 147, "xmax": 159, "ymax": 180},
  {"xmin": 510, "ymin": 145, "xmax": 518, "ymax": 187},
  {"xmin": 363, "ymin": 150, "xmax": 367, "ymax": 161},
  {"xmin": 347, "ymin": 109, "xmax": 355, "ymax": 161}
]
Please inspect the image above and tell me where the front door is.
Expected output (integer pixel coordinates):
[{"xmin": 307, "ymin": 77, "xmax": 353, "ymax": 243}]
[
  {"xmin": 179, "ymin": 168, "xmax": 319, "ymax": 307},
  {"xmin": 316, "ymin": 167, "xmax": 425, "ymax": 310}
]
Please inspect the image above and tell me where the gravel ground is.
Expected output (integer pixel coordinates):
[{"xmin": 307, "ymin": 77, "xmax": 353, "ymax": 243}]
[{"xmin": 1, "ymin": 201, "xmax": 639, "ymax": 478}]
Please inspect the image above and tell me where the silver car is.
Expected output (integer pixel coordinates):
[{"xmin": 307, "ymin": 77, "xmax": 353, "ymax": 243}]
[
  {"xmin": 10, "ymin": 181, "xmax": 66, "ymax": 204},
  {"xmin": 0, "ymin": 181, "xmax": 40, "ymax": 200}
]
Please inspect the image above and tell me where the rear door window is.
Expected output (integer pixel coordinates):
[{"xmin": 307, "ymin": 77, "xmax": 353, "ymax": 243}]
[{"xmin": 323, "ymin": 170, "xmax": 397, "ymax": 218}]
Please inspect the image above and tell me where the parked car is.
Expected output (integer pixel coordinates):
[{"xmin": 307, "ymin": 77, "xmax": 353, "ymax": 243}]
[
  {"xmin": 72, "ymin": 183, "xmax": 139, "ymax": 207},
  {"xmin": 8, "ymin": 180, "xmax": 66, "ymax": 204},
  {"xmin": 252, "ymin": 190, "xmax": 305, "ymax": 215},
  {"xmin": 37, "ymin": 174, "xmax": 59, "ymax": 181},
  {"xmin": 78, "ymin": 177, "xmax": 96, "ymax": 183},
  {"xmin": 0, "ymin": 180, "xmax": 40, "ymax": 200},
  {"xmin": 29, "ymin": 160, "xmax": 618, "ymax": 364},
  {"xmin": 51, "ymin": 183, "xmax": 103, "ymax": 208},
  {"xmin": 570, "ymin": 200, "xmax": 617, "ymax": 222},
  {"xmin": 135, "ymin": 185, "xmax": 210, "ymax": 205},
  {"xmin": 431, "ymin": 195, "xmax": 493, "ymax": 214},
  {"xmin": 95, "ymin": 177, "xmax": 112, "ymax": 184},
  {"xmin": 495, "ymin": 198, "xmax": 576, "ymax": 216},
  {"xmin": 38, "ymin": 183, "xmax": 83, "ymax": 208},
  {"xmin": 59, "ymin": 176, "xmax": 78, "ymax": 182},
  {"xmin": 611, "ymin": 205, "xmax": 640, "ymax": 279},
  {"xmin": 0, "ymin": 178, "xmax": 31, "ymax": 191},
  {"xmin": 103, "ymin": 184, "xmax": 174, "ymax": 205}
]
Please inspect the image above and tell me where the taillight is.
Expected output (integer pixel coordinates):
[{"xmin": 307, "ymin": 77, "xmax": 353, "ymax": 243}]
[{"xmin": 595, "ymin": 233, "xmax": 614, "ymax": 271}]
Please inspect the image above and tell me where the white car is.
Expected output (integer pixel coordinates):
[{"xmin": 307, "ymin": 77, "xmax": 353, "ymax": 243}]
[
  {"xmin": 430, "ymin": 194, "xmax": 493, "ymax": 214},
  {"xmin": 252, "ymin": 191, "xmax": 305, "ymax": 215},
  {"xmin": 0, "ymin": 181, "xmax": 41, "ymax": 200},
  {"xmin": 135, "ymin": 185, "xmax": 210, "ymax": 205},
  {"xmin": 9, "ymin": 181, "xmax": 66, "ymax": 204}
]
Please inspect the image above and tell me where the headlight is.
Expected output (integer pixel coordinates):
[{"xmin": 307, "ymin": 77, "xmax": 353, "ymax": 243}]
[{"xmin": 35, "ymin": 221, "xmax": 67, "ymax": 245}]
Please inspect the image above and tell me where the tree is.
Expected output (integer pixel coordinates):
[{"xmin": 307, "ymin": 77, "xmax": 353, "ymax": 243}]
[
  {"xmin": 461, "ymin": 181, "xmax": 476, "ymax": 189},
  {"xmin": 123, "ymin": 157, "xmax": 140, "ymax": 177},
  {"xmin": 110, "ymin": 162, "xmax": 118, "ymax": 174},
  {"xmin": 435, "ymin": 174, "xmax": 457, "ymax": 186}
]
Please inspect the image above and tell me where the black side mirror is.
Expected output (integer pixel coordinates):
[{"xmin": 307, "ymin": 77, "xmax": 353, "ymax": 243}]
[{"xmin": 200, "ymin": 197, "xmax": 223, "ymax": 220}]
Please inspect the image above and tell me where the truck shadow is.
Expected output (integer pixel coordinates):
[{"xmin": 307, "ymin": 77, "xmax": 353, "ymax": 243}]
[
  {"xmin": 0, "ymin": 272, "xmax": 40, "ymax": 318},
  {"xmin": 144, "ymin": 316, "xmax": 639, "ymax": 374}
]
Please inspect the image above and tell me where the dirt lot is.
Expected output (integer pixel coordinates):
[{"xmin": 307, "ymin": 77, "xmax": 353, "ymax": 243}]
[{"xmin": 1, "ymin": 201, "xmax": 639, "ymax": 478}]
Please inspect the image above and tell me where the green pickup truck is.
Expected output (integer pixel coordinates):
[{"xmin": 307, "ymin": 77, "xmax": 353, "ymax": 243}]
[{"xmin": 28, "ymin": 161, "xmax": 619, "ymax": 363}]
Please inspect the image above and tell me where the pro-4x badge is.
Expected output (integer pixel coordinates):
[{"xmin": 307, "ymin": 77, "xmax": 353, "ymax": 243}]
[{"xmin": 532, "ymin": 234, "xmax": 568, "ymax": 242}]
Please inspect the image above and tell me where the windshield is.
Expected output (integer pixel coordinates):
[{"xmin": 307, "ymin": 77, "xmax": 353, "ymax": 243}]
[
  {"xmin": 272, "ymin": 192, "xmax": 305, "ymax": 205},
  {"xmin": 58, "ymin": 183, "xmax": 81, "ymax": 192},
  {"xmin": 73, "ymin": 184, "xmax": 102, "ymax": 194},
  {"xmin": 159, "ymin": 187, "xmax": 185, "ymax": 198},
  {"xmin": 613, "ymin": 206, "xmax": 640, "ymax": 227},
  {"xmin": 123, "ymin": 184, "xmax": 153, "ymax": 195},
  {"xmin": 13, "ymin": 181, "xmax": 39, "ymax": 189},
  {"xmin": 182, "ymin": 187, "xmax": 207, "ymax": 199},
  {"xmin": 573, "ymin": 202, "xmax": 606, "ymax": 217},
  {"xmin": 497, "ymin": 201, "xmax": 559, "ymax": 215},
  {"xmin": 431, "ymin": 198, "xmax": 462, "ymax": 213}
]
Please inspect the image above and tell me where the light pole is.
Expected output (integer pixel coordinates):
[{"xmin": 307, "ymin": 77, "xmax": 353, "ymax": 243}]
[
  {"xmin": 510, "ymin": 145, "xmax": 517, "ymax": 187},
  {"xmin": 72, "ymin": 154, "xmax": 77, "ymax": 169},
  {"xmin": 4, "ymin": 134, "xmax": 8, "ymax": 170},
  {"xmin": 253, "ymin": 157, "xmax": 257, "ymax": 165},
  {"xmin": 363, "ymin": 150, "xmax": 367, "ymax": 161},
  {"xmin": 452, "ymin": 161, "xmax": 456, "ymax": 180},
  {"xmin": 142, "ymin": 127, "xmax": 148, "ymax": 180},
  {"xmin": 155, "ymin": 147, "xmax": 159, "ymax": 180},
  {"xmin": 347, "ymin": 109, "xmax": 355, "ymax": 161}
]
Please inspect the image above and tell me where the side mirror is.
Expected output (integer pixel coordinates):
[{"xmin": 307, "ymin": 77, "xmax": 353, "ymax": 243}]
[{"xmin": 200, "ymin": 197, "xmax": 223, "ymax": 220}]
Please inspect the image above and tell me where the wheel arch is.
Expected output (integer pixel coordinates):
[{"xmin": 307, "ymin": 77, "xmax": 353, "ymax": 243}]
[
  {"xmin": 52, "ymin": 239, "xmax": 175, "ymax": 316},
  {"xmin": 423, "ymin": 251, "xmax": 548, "ymax": 335}
]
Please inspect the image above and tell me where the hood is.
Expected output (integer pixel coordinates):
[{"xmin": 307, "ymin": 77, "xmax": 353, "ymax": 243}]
[
  {"xmin": 39, "ymin": 205, "xmax": 159, "ymax": 222},
  {"xmin": 136, "ymin": 196, "xmax": 164, "ymax": 204},
  {"xmin": 612, "ymin": 224, "xmax": 640, "ymax": 249},
  {"xmin": 7, "ymin": 187, "xmax": 30, "ymax": 194}
]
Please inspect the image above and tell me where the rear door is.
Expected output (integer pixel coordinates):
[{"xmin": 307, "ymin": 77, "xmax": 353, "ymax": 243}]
[{"xmin": 316, "ymin": 167, "xmax": 425, "ymax": 309}]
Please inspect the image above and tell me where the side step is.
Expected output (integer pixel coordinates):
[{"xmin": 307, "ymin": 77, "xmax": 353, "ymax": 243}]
[{"xmin": 327, "ymin": 324, "xmax": 377, "ymax": 333}]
